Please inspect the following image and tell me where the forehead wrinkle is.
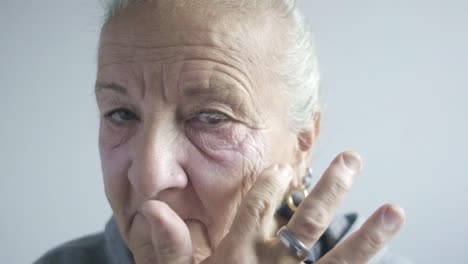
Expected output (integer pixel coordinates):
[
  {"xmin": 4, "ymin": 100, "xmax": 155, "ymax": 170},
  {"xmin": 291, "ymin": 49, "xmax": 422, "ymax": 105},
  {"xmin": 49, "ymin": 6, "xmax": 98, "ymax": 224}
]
[
  {"xmin": 205, "ymin": 70, "xmax": 253, "ymax": 115},
  {"xmin": 98, "ymin": 24, "xmax": 256, "ymax": 66},
  {"xmin": 100, "ymin": 27, "xmax": 246, "ymax": 51},
  {"xmin": 178, "ymin": 59, "xmax": 246, "ymax": 96},
  {"xmin": 210, "ymin": 63, "xmax": 254, "ymax": 104},
  {"xmin": 98, "ymin": 44, "xmax": 250, "ymax": 73},
  {"xmin": 98, "ymin": 46, "xmax": 170, "ymax": 71},
  {"xmin": 96, "ymin": 62, "xmax": 147, "ymax": 99},
  {"xmin": 177, "ymin": 59, "xmax": 254, "ymax": 100},
  {"xmin": 205, "ymin": 68, "xmax": 264, "ymax": 128}
]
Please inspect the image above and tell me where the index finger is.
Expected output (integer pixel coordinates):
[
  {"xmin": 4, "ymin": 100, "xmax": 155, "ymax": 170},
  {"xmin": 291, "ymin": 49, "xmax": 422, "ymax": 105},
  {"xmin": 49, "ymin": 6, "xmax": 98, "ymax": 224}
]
[
  {"xmin": 141, "ymin": 200, "xmax": 193, "ymax": 264},
  {"xmin": 228, "ymin": 164, "xmax": 292, "ymax": 242}
]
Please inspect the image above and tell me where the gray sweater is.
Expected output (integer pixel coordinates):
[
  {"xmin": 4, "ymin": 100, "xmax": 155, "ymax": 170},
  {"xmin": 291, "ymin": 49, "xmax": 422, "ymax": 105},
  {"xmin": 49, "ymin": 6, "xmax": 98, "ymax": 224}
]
[{"xmin": 34, "ymin": 214, "xmax": 411, "ymax": 264}]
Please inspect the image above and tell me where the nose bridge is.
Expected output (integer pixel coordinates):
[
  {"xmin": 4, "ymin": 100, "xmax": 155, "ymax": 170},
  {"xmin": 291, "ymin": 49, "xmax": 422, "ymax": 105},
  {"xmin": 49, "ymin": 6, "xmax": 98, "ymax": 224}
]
[{"xmin": 129, "ymin": 115, "xmax": 186, "ymax": 198}]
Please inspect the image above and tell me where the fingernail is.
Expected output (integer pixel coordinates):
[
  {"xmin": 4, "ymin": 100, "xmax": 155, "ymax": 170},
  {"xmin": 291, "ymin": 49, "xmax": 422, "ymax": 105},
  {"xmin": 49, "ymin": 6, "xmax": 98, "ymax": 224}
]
[
  {"xmin": 342, "ymin": 152, "xmax": 363, "ymax": 173},
  {"xmin": 383, "ymin": 205, "xmax": 405, "ymax": 230}
]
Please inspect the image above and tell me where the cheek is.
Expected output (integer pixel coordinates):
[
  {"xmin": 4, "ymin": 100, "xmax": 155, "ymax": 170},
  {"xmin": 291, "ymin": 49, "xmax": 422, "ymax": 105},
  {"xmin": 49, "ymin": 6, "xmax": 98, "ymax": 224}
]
[
  {"xmin": 184, "ymin": 125, "xmax": 269, "ymax": 238},
  {"xmin": 186, "ymin": 123, "xmax": 267, "ymax": 165},
  {"xmin": 99, "ymin": 118, "xmax": 137, "ymax": 149},
  {"xmin": 99, "ymin": 126, "xmax": 132, "ymax": 218}
]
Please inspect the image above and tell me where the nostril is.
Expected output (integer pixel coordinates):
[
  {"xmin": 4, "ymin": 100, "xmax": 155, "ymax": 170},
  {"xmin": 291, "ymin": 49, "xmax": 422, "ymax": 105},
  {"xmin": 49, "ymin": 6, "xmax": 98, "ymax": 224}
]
[
  {"xmin": 128, "ymin": 164, "xmax": 189, "ymax": 199},
  {"xmin": 130, "ymin": 177, "xmax": 159, "ymax": 199}
]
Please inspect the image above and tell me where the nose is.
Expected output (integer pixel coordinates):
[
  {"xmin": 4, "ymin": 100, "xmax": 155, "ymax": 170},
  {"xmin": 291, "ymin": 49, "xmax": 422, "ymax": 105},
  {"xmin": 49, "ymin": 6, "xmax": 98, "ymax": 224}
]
[{"xmin": 128, "ymin": 118, "xmax": 187, "ymax": 199}]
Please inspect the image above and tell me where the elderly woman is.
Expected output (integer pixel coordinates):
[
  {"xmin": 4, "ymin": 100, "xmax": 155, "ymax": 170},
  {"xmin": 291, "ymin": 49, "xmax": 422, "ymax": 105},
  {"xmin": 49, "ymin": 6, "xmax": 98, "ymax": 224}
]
[{"xmin": 36, "ymin": 0, "xmax": 409, "ymax": 263}]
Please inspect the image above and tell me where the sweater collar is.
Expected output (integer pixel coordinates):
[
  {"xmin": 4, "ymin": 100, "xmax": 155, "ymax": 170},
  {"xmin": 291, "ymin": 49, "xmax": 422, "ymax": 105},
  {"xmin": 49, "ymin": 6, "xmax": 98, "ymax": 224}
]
[{"xmin": 105, "ymin": 217, "xmax": 135, "ymax": 264}]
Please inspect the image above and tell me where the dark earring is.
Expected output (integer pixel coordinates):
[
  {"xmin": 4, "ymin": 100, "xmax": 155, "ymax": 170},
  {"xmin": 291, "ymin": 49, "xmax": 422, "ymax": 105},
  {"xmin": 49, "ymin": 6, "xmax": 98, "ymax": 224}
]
[{"xmin": 277, "ymin": 168, "xmax": 313, "ymax": 219}]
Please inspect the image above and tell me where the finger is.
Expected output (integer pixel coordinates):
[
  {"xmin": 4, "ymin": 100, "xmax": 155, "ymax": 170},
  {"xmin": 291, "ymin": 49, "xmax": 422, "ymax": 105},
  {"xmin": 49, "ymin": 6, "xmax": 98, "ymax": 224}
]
[
  {"xmin": 141, "ymin": 200, "xmax": 193, "ymax": 264},
  {"xmin": 318, "ymin": 204, "xmax": 406, "ymax": 264},
  {"xmin": 287, "ymin": 151, "xmax": 363, "ymax": 246},
  {"xmin": 228, "ymin": 164, "xmax": 292, "ymax": 242}
]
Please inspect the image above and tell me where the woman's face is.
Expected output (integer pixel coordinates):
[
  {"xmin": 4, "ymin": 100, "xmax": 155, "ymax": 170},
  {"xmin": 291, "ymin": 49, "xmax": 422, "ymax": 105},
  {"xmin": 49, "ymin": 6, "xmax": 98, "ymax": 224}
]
[{"xmin": 95, "ymin": 2, "xmax": 307, "ymax": 260}]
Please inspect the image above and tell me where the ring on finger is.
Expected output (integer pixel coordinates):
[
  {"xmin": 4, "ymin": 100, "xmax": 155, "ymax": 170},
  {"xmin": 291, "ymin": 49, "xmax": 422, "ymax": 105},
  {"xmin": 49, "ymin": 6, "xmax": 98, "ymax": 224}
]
[{"xmin": 276, "ymin": 226, "xmax": 311, "ymax": 261}]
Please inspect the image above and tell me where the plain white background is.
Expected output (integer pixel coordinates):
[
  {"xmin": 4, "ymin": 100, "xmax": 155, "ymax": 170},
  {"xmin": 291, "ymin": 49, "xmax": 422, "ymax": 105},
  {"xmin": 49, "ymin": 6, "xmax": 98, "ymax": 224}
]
[{"xmin": 1, "ymin": 0, "xmax": 467, "ymax": 263}]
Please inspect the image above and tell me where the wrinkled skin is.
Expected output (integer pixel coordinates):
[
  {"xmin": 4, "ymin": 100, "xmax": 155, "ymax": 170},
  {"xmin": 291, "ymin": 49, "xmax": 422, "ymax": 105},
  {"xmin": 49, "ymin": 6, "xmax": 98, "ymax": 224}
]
[
  {"xmin": 95, "ymin": 2, "xmax": 405, "ymax": 264},
  {"xmin": 96, "ymin": 2, "xmax": 304, "ymax": 262}
]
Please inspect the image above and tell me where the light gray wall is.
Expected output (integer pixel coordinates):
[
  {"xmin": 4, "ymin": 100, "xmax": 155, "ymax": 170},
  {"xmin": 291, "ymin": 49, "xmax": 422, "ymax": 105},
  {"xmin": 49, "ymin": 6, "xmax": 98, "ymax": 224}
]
[{"xmin": 1, "ymin": 0, "xmax": 466, "ymax": 263}]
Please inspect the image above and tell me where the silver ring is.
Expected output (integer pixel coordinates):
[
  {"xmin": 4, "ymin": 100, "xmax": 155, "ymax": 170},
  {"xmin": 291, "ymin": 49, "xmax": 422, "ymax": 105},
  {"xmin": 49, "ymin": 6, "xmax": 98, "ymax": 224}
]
[{"xmin": 276, "ymin": 226, "xmax": 311, "ymax": 260}]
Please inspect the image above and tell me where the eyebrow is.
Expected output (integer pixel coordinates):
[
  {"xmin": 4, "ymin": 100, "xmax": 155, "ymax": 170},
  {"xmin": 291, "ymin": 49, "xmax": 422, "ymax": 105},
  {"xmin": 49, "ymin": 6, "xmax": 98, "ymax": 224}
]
[{"xmin": 95, "ymin": 82, "xmax": 129, "ymax": 95}]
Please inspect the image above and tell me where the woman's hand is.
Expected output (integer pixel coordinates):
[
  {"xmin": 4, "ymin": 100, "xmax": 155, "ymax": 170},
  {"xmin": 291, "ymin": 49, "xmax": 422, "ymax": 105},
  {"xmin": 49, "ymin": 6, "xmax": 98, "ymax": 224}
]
[{"xmin": 141, "ymin": 151, "xmax": 406, "ymax": 264}]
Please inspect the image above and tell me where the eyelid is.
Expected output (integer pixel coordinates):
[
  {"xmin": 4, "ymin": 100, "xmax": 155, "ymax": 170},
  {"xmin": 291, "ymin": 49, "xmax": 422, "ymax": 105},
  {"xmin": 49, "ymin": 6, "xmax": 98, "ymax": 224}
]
[
  {"xmin": 99, "ymin": 96, "xmax": 141, "ymax": 118},
  {"xmin": 191, "ymin": 103, "xmax": 235, "ymax": 119},
  {"xmin": 103, "ymin": 108, "xmax": 141, "ymax": 125},
  {"xmin": 197, "ymin": 109, "xmax": 230, "ymax": 117},
  {"xmin": 191, "ymin": 109, "xmax": 234, "ymax": 125}
]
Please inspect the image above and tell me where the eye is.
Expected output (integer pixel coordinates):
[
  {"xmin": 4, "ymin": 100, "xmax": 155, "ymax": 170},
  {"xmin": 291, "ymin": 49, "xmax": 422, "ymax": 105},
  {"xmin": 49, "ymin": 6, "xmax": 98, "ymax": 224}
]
[
  {"xmin": 195, "ymin": 111, "xmax": 229, "ymax": 125},
  {"xmin": 104, "ymin": 108, "xmax": 139, "ymax": 123}
]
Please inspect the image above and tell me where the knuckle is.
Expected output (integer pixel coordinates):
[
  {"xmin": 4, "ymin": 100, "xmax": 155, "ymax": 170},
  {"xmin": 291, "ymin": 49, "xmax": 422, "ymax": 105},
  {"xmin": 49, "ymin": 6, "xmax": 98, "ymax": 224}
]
[
  {"xmin": 295, "ymin": 205, "xmax": 330, "ymax": 239},
  {"xmin": 320, "ymin": 187, "xmax": 342, "ymax": 209},
  {"xmin": 328, "ymin": 168, "xmax": 353, "ymax": 194},
  {"xmin": 262, "ymin": 177, "xmax": 284, "ymax": 197},
  {"xmin": 244, "ymin": 195, "xmax": 272, "ymax": 222},
  {"xmin": 359, "ymin": 229, "xmax": 386, "ymax": 251},
  {"xmin": 329, "ymin": 170, "xmax": 353, "ymax": 194}
]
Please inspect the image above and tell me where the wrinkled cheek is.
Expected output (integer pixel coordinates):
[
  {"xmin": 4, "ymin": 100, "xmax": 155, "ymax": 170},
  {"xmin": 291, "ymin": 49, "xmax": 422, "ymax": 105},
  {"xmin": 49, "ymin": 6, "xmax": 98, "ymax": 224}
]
[
  {"xmin": 99, "ymin": 121, "xmax": 135, "ymax": 149},
  {"xmin": 189, "ymin": 124, "xmax": 268, "ymax": 166},
  {"xmin": 186, "ymin": 127, "xmax": 270, "ymax": 245},
  {"xmin": 221, "ymin": 139, "xmax": 271, "ymax": 244},
  {"xmin": 226, "ymin": 133, "xmax": 268, "ymax": 193},
  {"xmin": 231, "ymin": 133, "xmax": 272, "ymax": 208},
  {"xmin": 99, "ymin": 131, "xmax": 133, "ymax": 235}
]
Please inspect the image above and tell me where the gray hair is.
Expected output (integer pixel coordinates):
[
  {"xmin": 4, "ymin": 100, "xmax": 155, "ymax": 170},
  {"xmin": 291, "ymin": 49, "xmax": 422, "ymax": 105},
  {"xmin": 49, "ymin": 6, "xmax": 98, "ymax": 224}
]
[{"xmin": 100, "ymin": 0, "xmax": 320, "ymax": 132}]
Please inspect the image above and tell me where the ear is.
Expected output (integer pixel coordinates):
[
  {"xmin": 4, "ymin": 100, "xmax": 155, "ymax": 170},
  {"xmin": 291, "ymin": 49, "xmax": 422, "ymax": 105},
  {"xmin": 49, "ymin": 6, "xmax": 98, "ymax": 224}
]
[{"xmin": 291, "ymin": 112, "xmax": 321, "ymax": 186}]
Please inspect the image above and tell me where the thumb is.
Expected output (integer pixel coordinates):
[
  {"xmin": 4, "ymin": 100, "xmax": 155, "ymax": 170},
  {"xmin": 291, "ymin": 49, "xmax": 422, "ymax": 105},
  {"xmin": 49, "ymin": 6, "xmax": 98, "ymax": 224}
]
[{"xmin": 141, "ymin": 200, "xmax": 193, "ymax": 264}]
